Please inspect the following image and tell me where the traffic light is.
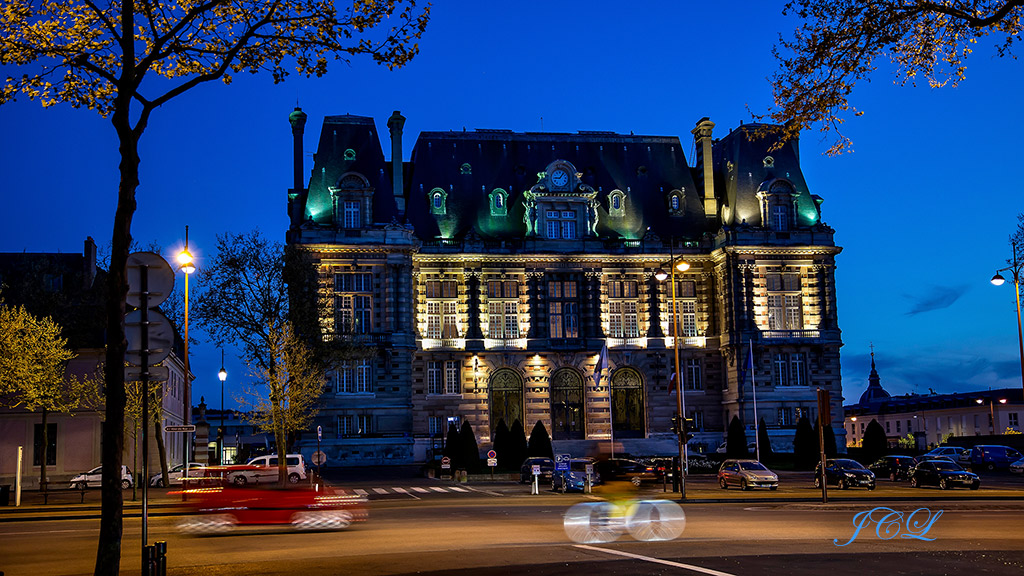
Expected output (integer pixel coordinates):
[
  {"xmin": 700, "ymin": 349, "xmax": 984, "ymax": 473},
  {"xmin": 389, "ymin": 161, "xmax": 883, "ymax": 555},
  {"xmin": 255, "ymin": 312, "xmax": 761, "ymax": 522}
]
[
  {"xmin": 670, "ymin": 415, "xmax": 680, "ymax": 434},
  {"xmin": 682, "ymin": 418, "xmax": 695, "ymax": 443}
]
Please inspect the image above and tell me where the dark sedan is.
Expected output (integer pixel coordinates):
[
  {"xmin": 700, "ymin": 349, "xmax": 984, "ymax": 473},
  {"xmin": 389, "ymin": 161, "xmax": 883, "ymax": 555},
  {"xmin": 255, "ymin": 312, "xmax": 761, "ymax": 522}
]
[
  {"xmin": 868, "ymin": 455, "xmax": 915, "ymax": 481},
  {"xmin": 595, "ymin": 458, "xmax": 659, "ymax": 486},
  {"xmin": 909, "ymin": 459, "xmax": 980, "ymax": 490},
  {"xmin": 814, "ymin": 458, "xmax": 876, "ymax": 490},
  {"xmin": 520, "ymin": 457, "xmax": 554, "ymax": 484}
]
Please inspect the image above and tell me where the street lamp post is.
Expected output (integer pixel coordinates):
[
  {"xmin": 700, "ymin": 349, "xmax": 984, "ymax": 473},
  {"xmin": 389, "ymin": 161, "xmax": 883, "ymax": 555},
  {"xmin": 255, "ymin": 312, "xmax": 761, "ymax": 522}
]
[
  {"xmin": 177, "ymin": 227, "xmax": 196, "ymax": 465},
  {"xmin": 976, "ymin": 397, "xmax": 1008, "ymax": 434},
  {"xmin": 218, "ymin": 354, "xmax": 227, "ymax": 465},
  {"xmin": 655, "ymin": 245, "xmax": 690, "ymax": 499},
  {"xmin": 990, "ymin": 239, "xmax": 1024, "ymax": 394}
]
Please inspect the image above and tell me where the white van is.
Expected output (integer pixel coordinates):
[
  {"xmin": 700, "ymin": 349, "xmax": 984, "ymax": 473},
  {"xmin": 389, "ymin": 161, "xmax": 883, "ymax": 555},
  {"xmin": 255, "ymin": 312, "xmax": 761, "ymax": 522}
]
[{"xmin": 229, "ymin": 454, "xmax": 308, "ymax": 485}]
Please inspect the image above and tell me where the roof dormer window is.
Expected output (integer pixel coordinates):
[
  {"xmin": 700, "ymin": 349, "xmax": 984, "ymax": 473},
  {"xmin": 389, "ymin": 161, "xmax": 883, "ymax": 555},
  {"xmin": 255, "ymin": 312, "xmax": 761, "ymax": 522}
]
[
  {"xmin": 608, "ymin": 189, "xmax": 626, "ymax": 218},
  {"xmin": 490, "ymin": 188, "xmax": 508, "ymax": 216},
  {"xmin": 667, "ymin": 189, "xmax": 685, "ymax": 216},
  {"xmin": 429, "ymin": 188, "xmax": 447, "ymax": 215}
]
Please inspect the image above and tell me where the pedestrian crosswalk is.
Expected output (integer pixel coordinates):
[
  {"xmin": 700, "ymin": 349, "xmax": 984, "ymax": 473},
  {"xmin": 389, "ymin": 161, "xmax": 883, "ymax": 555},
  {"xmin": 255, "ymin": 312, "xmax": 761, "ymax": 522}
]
[{"xmin": 350, "ymin": 485, "xmax": 480, "ymax": 498}]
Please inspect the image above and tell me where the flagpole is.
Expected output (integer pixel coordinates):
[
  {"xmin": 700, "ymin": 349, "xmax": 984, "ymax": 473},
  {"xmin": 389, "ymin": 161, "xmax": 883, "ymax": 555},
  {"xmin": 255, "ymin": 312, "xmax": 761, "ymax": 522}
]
[{"xmin": 750, "ymin": 340, "xmax": 759, "ymax": 462}]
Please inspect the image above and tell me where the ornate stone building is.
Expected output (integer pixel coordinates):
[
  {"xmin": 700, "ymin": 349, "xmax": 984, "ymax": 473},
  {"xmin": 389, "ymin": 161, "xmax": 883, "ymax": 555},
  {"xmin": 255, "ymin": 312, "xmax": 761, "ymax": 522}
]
[{"xmin": 287, "ymin": 109, "xmax": 844, "ymax": 465}]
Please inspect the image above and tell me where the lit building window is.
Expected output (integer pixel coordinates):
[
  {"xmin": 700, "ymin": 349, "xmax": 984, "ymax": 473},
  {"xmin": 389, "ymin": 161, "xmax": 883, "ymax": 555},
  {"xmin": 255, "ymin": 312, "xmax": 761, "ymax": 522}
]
[
  {"xmin": 444, "ymin": 361, "xmax": 460, "ymax": 394},
  {"xmin": 766, "ymin": 273, "xmax": 802, "ymax": 331},
  {"xmin": 427, "ymin": 361, "xmax": 442, "ymax": 395},
  {"xmin": 685, "ymin": 358, "xmax": 703, "ymax": 390},
  {"xmin": 545, "ymin": 210, "xmax": 578, "ymax": 239},
  {"xmin": 548, "ymin": 280, "xmax": 579, "ymax": 339},
  {"xmin": 425, "ymin": 280, "xmax": 459, "ymax": 339},
  {"xmin": 777, "ymin": 407, "xmax": 793, "ymax": 426},
  {"xmin": 487, "ymin": 280, "xmax": 520, "ymax": 339},
  {"xmin": 335, "ymin": 273, "xmax": 373, "ymax": 335},
  {"xmin": 668, "ymin": 280, "xmax": 697, "ymax": 337},
  {"xmin": 608, "ymin": 280, "xmax": 639, "ymax": 338}
]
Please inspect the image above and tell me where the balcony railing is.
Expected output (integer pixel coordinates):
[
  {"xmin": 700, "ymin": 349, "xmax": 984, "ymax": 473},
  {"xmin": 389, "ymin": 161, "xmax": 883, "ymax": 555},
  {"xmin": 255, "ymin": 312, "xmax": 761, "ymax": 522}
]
[
  {"xmin": 484, "ymin": 337, "xmax": 527, "ymax": 350},
  {"xmin": 665, "ymin": 336, "xmax": 706, "ymax": 348},
  {"xmin": 421, "ymin": 337, "xmax": 466, "ymax": 350},
  {"xmin": 761, "ymin": 329, "xmax": 821, "ymax": 340},
  {"xmin": 606, "ymin": 336, "xmax": 648, "ymax": 348}
]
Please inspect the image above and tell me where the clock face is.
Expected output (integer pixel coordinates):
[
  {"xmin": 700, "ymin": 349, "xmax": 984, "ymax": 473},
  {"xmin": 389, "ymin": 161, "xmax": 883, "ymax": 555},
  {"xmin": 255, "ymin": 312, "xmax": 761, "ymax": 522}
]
[{"xmin": 551, "ymin": 170, "xmax": 569, "ymax": 187}]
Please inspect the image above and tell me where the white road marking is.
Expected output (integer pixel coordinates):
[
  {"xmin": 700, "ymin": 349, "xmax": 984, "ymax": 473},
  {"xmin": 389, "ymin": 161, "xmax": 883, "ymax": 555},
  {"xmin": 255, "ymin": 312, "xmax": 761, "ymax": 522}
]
[
  {"xmin": 411, "ymin": 487, "xmax": 430, "ymax": 493},
  {"xmin": 574, "ymin": 544, "xmax": 740, "ymax": 576},
  {"xmin": 353, "ymin": 489, "xmax": 368, "ymax": 496},
  {"xmin": 392, "ymin": 487, "xmax": 408, "ymax": 493},
  {"xmin": 429, "ymin": 487, "xmax": 448, "ymax": 492},
  {"xmin": 373, "ymin": 488, "xmax": 389, "ymax": 494},
  {"xmin": 449, "ymin": 486, "xmax": 469, "ymax": 492}
]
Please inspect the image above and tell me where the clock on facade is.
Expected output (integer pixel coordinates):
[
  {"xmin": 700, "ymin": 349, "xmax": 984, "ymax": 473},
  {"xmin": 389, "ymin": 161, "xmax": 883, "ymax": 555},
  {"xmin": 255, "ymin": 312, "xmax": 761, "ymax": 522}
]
[{"xmin": 551, "ymin": 169, "xmax": 569, "ymax": 187}]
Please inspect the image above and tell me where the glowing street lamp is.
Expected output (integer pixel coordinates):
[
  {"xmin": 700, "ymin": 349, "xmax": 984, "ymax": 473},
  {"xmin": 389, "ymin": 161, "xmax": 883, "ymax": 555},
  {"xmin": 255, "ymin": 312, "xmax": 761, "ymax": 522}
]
[
  {"xmin": 218, "ymin": 355, "xmax": 227, "ymax": 464},
  {"xmin": 991, "ymin": 239, "xmax": 1024, "ymax": 394},
  {"xmin": 975, "ymin": 397, "xmax": 1008, "ymax": 434},
  {"xmin": 178, "ymin": 226, "xmax": 196, "ymax": 462},
  {"xmin": 655, "ymin": 244, "xmax": 691, "ymax": 499}
]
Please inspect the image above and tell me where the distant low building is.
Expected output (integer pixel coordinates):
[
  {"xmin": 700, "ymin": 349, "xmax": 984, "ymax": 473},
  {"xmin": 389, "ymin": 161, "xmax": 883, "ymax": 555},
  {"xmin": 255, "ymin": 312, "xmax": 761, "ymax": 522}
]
[
  {"xmin": 843, "ymin": 352, "xmax": 1023, "ymax": 449},
  {"xmin": 0, "ymin": 239, "xmax": 190, "ymax": 488}
]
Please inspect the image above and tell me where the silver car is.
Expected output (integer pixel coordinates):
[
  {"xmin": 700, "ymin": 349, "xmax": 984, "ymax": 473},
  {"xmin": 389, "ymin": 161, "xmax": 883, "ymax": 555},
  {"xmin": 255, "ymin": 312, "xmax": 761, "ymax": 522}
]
[
  {"xmin": 149, "ymin": 462, "xmax": 205, "ymax": 487},
  {"xmin": 717, "ymin": 459, "xmax": 779, "ymax": 490},
  {"xmin": 70, "ymin": 465, "xmax": 133, "ymax": 490}
]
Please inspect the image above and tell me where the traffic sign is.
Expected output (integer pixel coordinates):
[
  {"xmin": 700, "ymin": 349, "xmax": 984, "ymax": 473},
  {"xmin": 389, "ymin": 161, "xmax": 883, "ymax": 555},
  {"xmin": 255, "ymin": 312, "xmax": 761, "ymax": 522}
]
[
  {"xmin": 532, "ymin": 464, "xmax": 541, "ymax": 475},
  {"xmin": 555, "ymin": 453, "xmax": 571, "ymax": 471},
  {"xmin": 165, "ymin": 425, "xmax": 196, "ymax": 432},
  {"xmin": 487, "ymin": 458, "xmax": 497, "ymax": 467},
  {"xmin": 126, "ymin": 252, "xmax": 175, "ymax": 308},
  {"xmin": 125, "ymin": 365, "xmax": 169, "ymax": 382},
  {"xmin": 487, "ymin": 450, "xmax": 497, "ymax": 459},
  {"xmin": 125, "ymin": 309, "xmax": 174, "ymax": 365},
  {"xmin": 317, "ymin": 425, "xmax": 322, "ymax": 441},
  {"xmin": 441, "ymin": 456, "xmax": 451, "ymax": 470},
  {"xmin": 312, "ymin": 450, "xmax": 327, "ymax": 466}
]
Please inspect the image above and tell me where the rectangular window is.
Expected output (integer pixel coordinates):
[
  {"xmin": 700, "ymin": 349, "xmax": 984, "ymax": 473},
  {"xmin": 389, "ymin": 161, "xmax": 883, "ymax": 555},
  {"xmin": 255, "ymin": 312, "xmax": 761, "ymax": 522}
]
[
  {"xmin": 773, "ymin": 353, "xmax": 788, "ymax": 386},
  {"xmin": 548, "ymin": 280, "xmax": 580, "ymax": 339},
  {"xmin": 886, "ymin": 421, "xmax": 891, "ymax": 433},
  {"xmin": 772, "ymin": 204, "xmax": 788, "ymax": 230},
  {"xmin": 335, "ymin": 273, "xmax": 374, "ymax": 334},
  {"xmin": 487, "ymin": 281, "xmax": 520, "ymax": 339},
  {"xmin": 896, "ymin": 420, "xmax": 901, "ymax": 433},
  {"xmin": 442, "ymin": 301, "xmax": 458, "ymax": 339},
  {"xmin": 356, "ymin": 414, "xmax": 371, "ymax": 435},
  {"xmin": 670, "ymin": 299, "xmax": 697, "ymax": 338},
  {"xmin": 546, "ymin": 210, "xmax": 578, "ymax": 239},
  {"xmin": 33, "ymin": 423, "xmax": 57, "ymax": 466},
  {"xmin": 426, "ymin": 301, "xmax": 442, "ymax": 339},
  {"xmin": 685, "ymin": 358, "xmax": 703, "ymax": 390},
  {"xmin": 549, "ymin": 302, "xmax": 563, "ymax": 338},
  {"xmin": 444, "ymin": 361, "xmax": 460, "ymax": 394},
  {"xmin": 337, "ymin": 364, "xmax": 353, "ymax": 393},
  {"xmin": 561, "ymin": 220, "xmax": 577, "ymax": 239},
  {"xmin": 428, "ymin": 416, "xmax": 443, "ymax": 436},
  {"xmin": 427, "ymin": 361, "xmax": 442, "ymax": 395},
  {"xmin": 766, "ymin": 273, "xmax": 802, "ymax": 330},
  {"xmin": 504, "ymin": 301, "xmax": 520, "ymax": 338},
  {"xmin": 487, "ymin": 280, "xmax": 518, "ymax": 298},
  {"xmin": 343, "ymin": 201, "xmax": 361, "ymax": 228},
  {"xmin": 794, "ymin": 406, "xmax": 809, "ymax": 422},
  {"xmin": 338, "ymin": 415, "xmax": 351, "ymax": 437},
  {"xmin": 608, "ymin": 281, "xmax": 639, "ymax": 338},
  {"xmin": 426, "ymin": 280, "xmax": 459, "ymax": 340},
  {"xmin": 691, "ymin": 410, "xmax": 705, "ymax": 431},
  {"xmin": 355, "ymin": 359, "xmax": 371, "ymax": 393},
  {"xmin": 777, "ymin": 407, "xmax": 792, "ymax": 426},
  {"xmin": 1010, "ymin": 413, "xmax": 1019, "ymax": 428},
  {"xmin": 789, "ymin": 353, "xmax": 807, "ymax": 386}
]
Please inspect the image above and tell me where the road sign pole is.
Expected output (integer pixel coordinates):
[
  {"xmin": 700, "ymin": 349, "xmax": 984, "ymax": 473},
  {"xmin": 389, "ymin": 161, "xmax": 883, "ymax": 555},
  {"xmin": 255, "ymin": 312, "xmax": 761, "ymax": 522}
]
[{"xmin": 140, "ymin": 264, "xmax": 150, "ymax": 576}]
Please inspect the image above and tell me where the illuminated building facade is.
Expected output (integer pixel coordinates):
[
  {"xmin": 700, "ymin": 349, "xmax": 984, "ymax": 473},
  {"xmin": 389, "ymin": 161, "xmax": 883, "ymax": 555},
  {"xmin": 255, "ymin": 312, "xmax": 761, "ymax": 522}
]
[{"xmin": 287, "ymin": 110, "xmax": 844, "ymax": 465}]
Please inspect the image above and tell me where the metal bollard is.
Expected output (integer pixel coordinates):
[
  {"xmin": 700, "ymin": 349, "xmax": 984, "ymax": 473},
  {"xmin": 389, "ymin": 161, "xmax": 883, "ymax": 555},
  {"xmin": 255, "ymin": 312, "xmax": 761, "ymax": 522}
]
[
  {"xmin": 143, "ymin": 544, "xmax": 155, "ymax": 576},
  {"xmin": 154, "ymin": 541, "xmax": 167, "ymax": 576}
]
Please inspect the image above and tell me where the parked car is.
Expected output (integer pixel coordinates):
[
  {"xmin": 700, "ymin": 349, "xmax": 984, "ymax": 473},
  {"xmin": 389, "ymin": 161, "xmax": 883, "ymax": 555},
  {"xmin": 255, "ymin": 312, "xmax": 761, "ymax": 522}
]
[
  {"xmin": 717, "ymin": 459, "xmax": 779, "ymax": 490},
  {"xmin": 911, "ymin": 455, "xmax": 957, "ymax": 468},
  {"xmin": 970, "ymin": 445, "xmax": 1024, "ymax": 471},
  {"xmin": 814, "ymin": 459, "xmax": 875, "ymax": 490},
  {"xmin": 70, "ymin": 465, "xmax": 133, "ymax": 490},
  {"xmin": 520, "ymin": 457, "xmax": 554, "ymax": 484},
  {"xmin": 1009, "ymin": 457, "xmax": 1024, "ymax": 474},
  {"xmin": 595, "ymin": 458, "xmax": 659, "ymax": 486},
  {"xmin": 909, "ymin": 459, "xmax": 980, "ymax": 490},
  {"xmin": 551, "ymin": 458, "xmax": 601, "ymax": 492},
  {"xmin": 868, "ymin": 455, "xmax": 915, "ymax": 481},
  {"xmin": 177, "ymin": 483, "xmax": 368, "ymax": 534},
  {"xmin": 922, "ymin": 446, "xmax": 971, "ymax": 464},
  {"xmin": 149, "ymin": 462, "xmax": 204, "ymax": 487},
  {"xmin": 227, "ymin": 454, "xmax": 308, "ymax": 485},
  {"xmin": 715, "ymin": 441, "xmax": 759, "ymax": 455}
]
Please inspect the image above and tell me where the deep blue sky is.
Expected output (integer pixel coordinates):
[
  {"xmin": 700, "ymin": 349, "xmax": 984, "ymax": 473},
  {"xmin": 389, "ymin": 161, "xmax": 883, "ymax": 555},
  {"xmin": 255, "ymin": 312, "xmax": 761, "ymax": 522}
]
[{"xmin": 2, "ymin": 1, "xmax": 1023, "ymax": 409}]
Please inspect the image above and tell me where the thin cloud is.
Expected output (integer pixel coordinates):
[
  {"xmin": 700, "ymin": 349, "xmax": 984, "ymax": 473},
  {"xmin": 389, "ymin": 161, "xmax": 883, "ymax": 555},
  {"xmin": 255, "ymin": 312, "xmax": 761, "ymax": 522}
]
[{"xmin": 904, "ymin": 285, "xmax": 968, "ymax": 316}]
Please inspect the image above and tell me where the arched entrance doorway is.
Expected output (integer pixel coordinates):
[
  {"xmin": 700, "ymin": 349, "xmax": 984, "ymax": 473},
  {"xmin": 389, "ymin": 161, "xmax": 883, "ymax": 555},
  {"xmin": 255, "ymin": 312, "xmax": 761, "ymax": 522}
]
[
  {"xmin": 611, "ymin": 367, "xmax": 645, "ymax": 438},
  {"xmin": 550, "ymin": 368, "xmax": 585, "ymax": 440}
]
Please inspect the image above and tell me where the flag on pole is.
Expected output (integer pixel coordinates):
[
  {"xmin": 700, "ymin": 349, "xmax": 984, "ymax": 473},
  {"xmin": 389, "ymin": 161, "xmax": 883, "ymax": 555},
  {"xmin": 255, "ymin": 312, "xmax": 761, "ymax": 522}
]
[
  {"xmin": 668, "ymin": 372, "xmax": 678, "ymax": 394},
  {"xmin": 737, "ymin": 342, "xmax": 755, "ymax": 388},
  {"xmin": 593, "ymin": 343, "xmax": 609, "ymax": 386}
]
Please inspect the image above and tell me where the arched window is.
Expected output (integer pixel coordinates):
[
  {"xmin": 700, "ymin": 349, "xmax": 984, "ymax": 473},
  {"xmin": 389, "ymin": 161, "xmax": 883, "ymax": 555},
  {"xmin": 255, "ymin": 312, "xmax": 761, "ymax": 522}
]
[
  {"xmin": 611, "ymin": 367, "xmax": 645, "ymax": 438},
  {"xmin": 608, "ymin": 189, "xmax": 626, "ymax": 217},
  {"xmin": 429, "ymin": 188, "xmax": 447, "ymax": 215},
  {"xmin": 550, "ymin": 368, "xmax": 585, "ymax": 440},
  {"xmin": 489, "ymin": 188, "xmax": 508, "ymax": 216},
  {"xmin": 612, "ymin": 196, "xmax": 620, "ymax": 210},
  {"xmin": 671, "ymin": 196, "xmax": 679, "ymax": 210},
  {"xmin": 489, "ymin": 368, "xmax": 524, "ymax": 434}
]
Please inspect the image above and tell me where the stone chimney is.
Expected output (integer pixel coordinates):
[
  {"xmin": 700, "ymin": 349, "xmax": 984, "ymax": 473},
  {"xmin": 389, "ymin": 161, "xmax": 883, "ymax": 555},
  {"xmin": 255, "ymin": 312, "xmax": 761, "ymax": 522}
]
[
  {"xmin": 83, "ymin": 236, "xmax": 96, "ymax": 288},
  {"xmin": 288, "ymin": 107, "xmax": 308, "ymax": 229},
  {"xmin": 691, "ymin": 118, "xmax": 717, "ymax": 219},
  {"xmin": 387, "ymin": 110, "xmax": 406, "ymax": 214}
]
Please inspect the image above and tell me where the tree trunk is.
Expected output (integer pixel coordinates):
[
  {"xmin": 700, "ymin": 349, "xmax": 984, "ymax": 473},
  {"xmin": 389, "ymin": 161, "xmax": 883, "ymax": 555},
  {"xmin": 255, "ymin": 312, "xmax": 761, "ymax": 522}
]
[
  {"xmin": 95, "ymin": 100, "xmax": 139, "ymax": 576},
  {"xmin": 155, "ymin": 417, "xmax": 169, "ymax": 487},
  {"xmin": 39, "ymin": 408, "xmax": 48, "ymax": 491},
  {"xmin": 275, "ymin": 421, "xmax": 288, "ymax": 486}
]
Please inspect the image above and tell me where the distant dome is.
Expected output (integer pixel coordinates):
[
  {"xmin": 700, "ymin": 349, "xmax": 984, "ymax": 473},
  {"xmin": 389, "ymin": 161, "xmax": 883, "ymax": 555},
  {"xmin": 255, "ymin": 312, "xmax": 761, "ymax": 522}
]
[{"xmin": 859, "ymin": 351, "xmax": 891, "ymax": 405}]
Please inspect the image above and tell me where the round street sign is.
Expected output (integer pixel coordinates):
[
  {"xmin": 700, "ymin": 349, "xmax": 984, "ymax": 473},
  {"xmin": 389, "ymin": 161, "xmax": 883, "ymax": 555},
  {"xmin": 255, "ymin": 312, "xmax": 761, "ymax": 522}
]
[
  {"xmin": 487, "ymin": 450, "xmax": 497, "ymax": 459},
  {"xmin": 311, "ymin": 451, "xmax": 327, "ymax": 466},
  {"xmin": 125, "ymin": 309, "xmax": 174, "ymax": 366},
  {"xmin": 126, "ymin": 252, "xmax": 175, "ymax": 308},
  {"xmin": 441, "ymin": 456, "xmax": 451, "ymax": 469}
]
